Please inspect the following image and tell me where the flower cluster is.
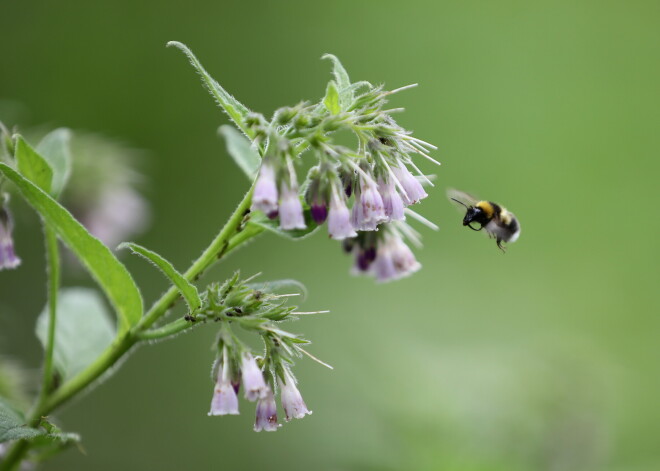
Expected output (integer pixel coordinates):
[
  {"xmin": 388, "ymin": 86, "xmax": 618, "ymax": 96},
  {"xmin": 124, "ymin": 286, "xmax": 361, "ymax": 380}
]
[
  {"xmin": 209, "ymin": 350, "xmax": 311, "ymax": 432},
  {"xmin": 344, "ymin": 222, "xmax": 423, "ymax": 282},
  {"xmin": 195, "ymin": 273, "xmax": 322, "ymax": 432},
  {"xmin": 248, "ymin": 69, "xmax": 438, "ymax": 281},
  {"xmin": 0, "ymin": 195, "xmax": 20, "ymax": 271}
]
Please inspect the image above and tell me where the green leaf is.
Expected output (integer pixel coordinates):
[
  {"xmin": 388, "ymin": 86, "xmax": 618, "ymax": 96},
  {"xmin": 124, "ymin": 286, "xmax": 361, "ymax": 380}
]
[
  {"xmin": 167, "ymin": 41, "xmax": 253, "ymax": 138},
  {"xmin": 36, "ymin": 288, "xmax": 115, "ymax": 382},
  {"xmin": 119, "ymin": 242, "xmax": 201, "ymax": 313},
  {"xmin": 0, "ymin": 163, "xmax": 143, "ymax": 333},
  {"xmin": 27, "ymin": 418, "xmax": 82, "ymax": 462},
  {"xmin": 0, "ymin": 398, "xmax": 45, "ymax": 443},
  {"xmin": 14, "ymin": 135, "xmax": 53, "ymax": 194},
  {"xmin": 323, "ymin": 81, "xmax": 341, "ymax": 115},
  {"xmin": 37, "ymin": 128, "xmax": 72, "ymax": 198},
  {"xmin": 321, "ymin": 54, "xmax": 353, "ymax": 110},
  {"xmin": 218, "ymin": 125, "xmax": 261, "ymax": 180},
  {"xmin": 249, "ymin": 208, "xmax": 320, "ymax": 240}
]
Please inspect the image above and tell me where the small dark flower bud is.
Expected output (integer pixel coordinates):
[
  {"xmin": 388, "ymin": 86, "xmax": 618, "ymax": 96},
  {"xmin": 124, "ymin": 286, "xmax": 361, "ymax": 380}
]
[
  {"xmin": 356, "ymin": 251, "xmax": 372, "ymax": 271},
  {"xmin": 364, "ymin": 246, "xmax": 377, "ymax": 263},
  {"xmin": 310, "ymin": 204, "xmax": 328, "ymax": 224},
  {"xmin": 274, "ymin": 107, "xmax": 299, "ymax": 126},
  {"xmin": 342, "ymin": 238, "xmax": 356, "ymax": 253},
  {"xmin": 245, "ymin": 112, "xmax": 267, "ymax": 130},
  {"xmin": 340, "ymin": 171, "xmax": 354, "ymax": 198}
]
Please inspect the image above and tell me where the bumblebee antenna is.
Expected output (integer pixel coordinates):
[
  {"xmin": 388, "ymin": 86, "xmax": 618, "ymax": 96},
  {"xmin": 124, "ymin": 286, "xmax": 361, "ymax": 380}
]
[{"xmin": 450, "ymin": 197, "xmax": 469, "ymax": 209}]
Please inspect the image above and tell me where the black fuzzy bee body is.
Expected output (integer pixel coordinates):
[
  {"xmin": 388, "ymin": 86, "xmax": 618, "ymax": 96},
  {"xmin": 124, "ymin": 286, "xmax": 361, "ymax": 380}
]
[{"xmin": 448, "ymin": 189, "xmax": 521, "ymax": 251}]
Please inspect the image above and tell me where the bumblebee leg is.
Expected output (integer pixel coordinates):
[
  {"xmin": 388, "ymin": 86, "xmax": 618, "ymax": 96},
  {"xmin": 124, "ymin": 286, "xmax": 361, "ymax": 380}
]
[{"xmin": 496, "ymin": 238, "xmax": 507, "ymax": 252}]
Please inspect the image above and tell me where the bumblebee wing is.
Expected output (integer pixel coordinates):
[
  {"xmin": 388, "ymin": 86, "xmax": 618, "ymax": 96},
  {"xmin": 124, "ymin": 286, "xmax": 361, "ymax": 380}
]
[{"xmin": 446, "ymin": 188, "xmax": 479, "ymax": 212}]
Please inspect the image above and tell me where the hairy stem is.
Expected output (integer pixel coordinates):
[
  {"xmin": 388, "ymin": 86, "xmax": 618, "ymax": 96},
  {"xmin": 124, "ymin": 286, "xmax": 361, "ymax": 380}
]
[
  {"xmin": 35, "ymin": 227, "xmax": 60, "ymax": 411},
  {"xmin": 1, "ymin": 185, "xmax": 260, "ymax": 470},
  {"xmin": 137, "ymin": 317, "xmax": 192, "ymax": 341},
  {"xmin": 137, "ymin": 184, "xmax": 256, "ymax": 331}
]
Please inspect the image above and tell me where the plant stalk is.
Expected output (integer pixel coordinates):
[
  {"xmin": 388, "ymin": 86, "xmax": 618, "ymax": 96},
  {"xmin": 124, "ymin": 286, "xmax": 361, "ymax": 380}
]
[{"xmin": 1, "ymin": 185, "xmax": 260, "ymax": 471}]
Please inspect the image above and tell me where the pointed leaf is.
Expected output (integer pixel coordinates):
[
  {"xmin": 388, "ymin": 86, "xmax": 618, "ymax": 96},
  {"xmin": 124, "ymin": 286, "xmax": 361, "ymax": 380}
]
[
  {"xmin": 37, "ymin": 128, "xmax": 72, "ymax": 198},
  {"xmin": 167, "ymin": 41, "xmax": 253, "ymax": 138},
  {"xmin": 323, "ymin": 81, "xmax": 340, "ymax": 115},
  {"xmin": 36, "ymin": 288, "xmax": 115, "ymax": 382},
  {"xmin": 218, "ymin": 125, "xmax": 261, "ymax": 180},
  {"xmin": 14, "ymin": 135, "xmax": 53, "ymax": 194},
  {"xmin": 119, "ymin": 242, "xmax": 201, "ymax": 312},
  {"xmin": 27, "ymin": 419, "xmax": 82, "ymax": 462},
  {"xmin": 0, "ymin": 399, "xmax": 45, "ymax": 443},
  {"xmin": 321, "ymin": 54, "xmax": 353, "ymax": 110},
  {"xmin": 0, "ymin": 163, "xmax": 143, "ymax": 333}
]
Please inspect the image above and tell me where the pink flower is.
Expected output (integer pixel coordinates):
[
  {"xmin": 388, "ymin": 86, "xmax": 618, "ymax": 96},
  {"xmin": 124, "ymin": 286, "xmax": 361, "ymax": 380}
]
[
  {"xmin": 0, "ymin": 204, "xmax": 20, "ymax": 271},
  {"xmin": 372, "ymin": 234, "xmax": 421, "ymax": 282},
  {"xmin": 279, "ymin": 369, "xmax": 312, "ymax": 421},
  {"xmin": 279, "ymin": 182, "xmax": 306, "ymax": 230},
  {"xmin": 208, "ymin": 358, "xmax": 239, "ymax": 416},
  {"xmin": 252, "ymin": 163, "xmax": 279, "ymax": 216},
  {"xmin": 327, "ymin": 188, "xmax": 357, "ymax": 240},
  {"xmin": 254, "ymin": 390, "xmax": 279, "ymax": 432},
  {"xmin": 377, "ymin": 177, "xmax": 405, "ymax": 221},
  {"xmin": 392, "ymin": 164, "xmax": 427, "ymax": 205},
  {"xmin": 241, "ymin": 353, "xmax": 269, "ymax": 402},
  {"xmin": 351, "ymin": 177, "xmax": 386, "ymax": 231}
]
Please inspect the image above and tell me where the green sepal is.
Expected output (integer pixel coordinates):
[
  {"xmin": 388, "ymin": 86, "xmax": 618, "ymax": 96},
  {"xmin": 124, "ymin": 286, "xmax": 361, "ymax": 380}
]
[
  {"xmin": 323, "ymin": 80, "xmax": 341, "ymax": 115},
  {"xmin": 321, "ymin": 54, "xmax": 353, "ymax": 110}
]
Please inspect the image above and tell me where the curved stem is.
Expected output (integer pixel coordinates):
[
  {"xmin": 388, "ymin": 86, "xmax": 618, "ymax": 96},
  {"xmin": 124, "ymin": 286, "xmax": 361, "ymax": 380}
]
[
  {"xmin": 1, "ymin": 185, "xmax": 262, "ymax": 470},
  {"xmin": 137, "ymin": 317, "xmax": 191, "ymax": 341},
  {"xmin": 137, "ymin": 184, "xmax": 256, "ymax": 332},
  {"xmin": 49, "ymin": 185, "xmax": 257, "ymax": 410}
]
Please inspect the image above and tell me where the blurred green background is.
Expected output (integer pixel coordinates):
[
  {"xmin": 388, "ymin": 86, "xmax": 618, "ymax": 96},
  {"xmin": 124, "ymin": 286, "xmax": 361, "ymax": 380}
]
[{"xmin": 1, "ymin": 0, "xmax": 659, "ymax": 470}]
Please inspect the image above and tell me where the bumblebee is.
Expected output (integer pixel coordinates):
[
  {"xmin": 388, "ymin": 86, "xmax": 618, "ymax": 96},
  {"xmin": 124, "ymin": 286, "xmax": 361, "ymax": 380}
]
[{"xmin": 447, "ymin": 189, "xmax": 520, "ymax": 251}]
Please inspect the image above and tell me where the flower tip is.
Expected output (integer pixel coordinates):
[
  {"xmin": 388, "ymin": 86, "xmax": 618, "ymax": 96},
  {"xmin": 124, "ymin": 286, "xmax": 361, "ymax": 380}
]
[
  {"xmin": 208, "ymin": 408, "xmax": 240, "ymax": 416},
  {"xmin": 253, "ymin": 423, "xmax": 281, "ymax": 432}
]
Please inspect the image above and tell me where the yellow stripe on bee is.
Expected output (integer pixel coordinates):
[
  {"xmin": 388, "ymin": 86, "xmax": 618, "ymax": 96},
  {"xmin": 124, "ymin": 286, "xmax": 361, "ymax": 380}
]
[
  {"xmin": 499, "ymin": 209, "xmax": 512, "ymax": 225},
  {"xmin": 476, "ymin": 201, "xmax": 494, "ymax": 218}
]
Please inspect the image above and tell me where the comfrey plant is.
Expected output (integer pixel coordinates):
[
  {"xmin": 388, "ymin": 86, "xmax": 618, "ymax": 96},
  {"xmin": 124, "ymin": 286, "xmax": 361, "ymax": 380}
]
[{"xmin": 0, "ymin": 42, "xmax": 437, "ymax": 469}]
